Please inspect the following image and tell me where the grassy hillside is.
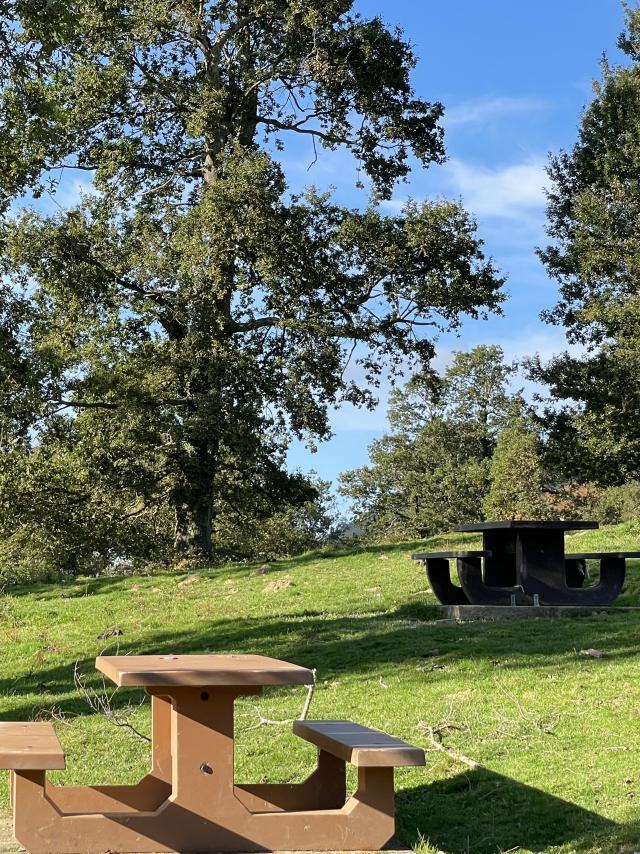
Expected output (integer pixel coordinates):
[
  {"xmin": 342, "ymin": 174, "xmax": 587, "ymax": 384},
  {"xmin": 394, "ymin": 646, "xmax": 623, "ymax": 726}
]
[{"xmin": 2, "ymin": 523, "xmax": 640, "ymax": 853}]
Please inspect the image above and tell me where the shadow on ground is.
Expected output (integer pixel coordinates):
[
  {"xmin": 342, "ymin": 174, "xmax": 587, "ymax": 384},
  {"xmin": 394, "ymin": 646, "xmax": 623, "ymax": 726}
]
[
  {"xmin": 3, "ymin": 605, "xmax": 640, "ymax": 722},
  {"xmin": 397, "ymin": 768, "xmax": 616, "ymax": 853}
]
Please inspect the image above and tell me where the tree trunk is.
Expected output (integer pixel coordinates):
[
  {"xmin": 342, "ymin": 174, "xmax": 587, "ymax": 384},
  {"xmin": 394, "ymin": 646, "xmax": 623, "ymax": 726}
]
[
  {"xmin": 170, "ymin": 439, "xmax": 217, "ymax": 561},
  {"xmin": 173, "ymin": 492, "xmax": 214, "ymax": 560}
]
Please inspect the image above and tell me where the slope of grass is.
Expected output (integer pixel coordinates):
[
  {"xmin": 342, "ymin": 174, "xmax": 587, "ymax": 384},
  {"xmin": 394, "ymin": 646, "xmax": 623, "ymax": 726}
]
[{"xmin": 1, "ymin": 524, "xmax": 640, "ymax": 853}]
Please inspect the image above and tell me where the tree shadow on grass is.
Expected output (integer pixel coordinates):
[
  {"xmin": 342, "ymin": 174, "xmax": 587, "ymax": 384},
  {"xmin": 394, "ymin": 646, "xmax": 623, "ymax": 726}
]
[
  {"xmin": 397, "ymin": 768, "xmax": 616, "ymax": 854},
  {"xmin": 3, "ymin": 606, "xmax": 640, "ymax": 722}
]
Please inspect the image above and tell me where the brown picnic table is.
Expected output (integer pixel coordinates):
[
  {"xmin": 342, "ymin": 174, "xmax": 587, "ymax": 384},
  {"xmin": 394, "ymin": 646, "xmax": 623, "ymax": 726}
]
[
  {"xmin": 0, "ymin": 654, "xmax": 424, "ymax": 854},
  {"xmin": 413, "ymin": 520, "xmax": 640, "ymax": 607}
]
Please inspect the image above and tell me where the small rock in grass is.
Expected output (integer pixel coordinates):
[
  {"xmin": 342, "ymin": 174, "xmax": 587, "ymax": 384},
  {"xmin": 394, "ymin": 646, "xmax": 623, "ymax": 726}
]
[
  {"xmin": 264, "ymin": 578, "xmax": 293, "ymax": 593},
  {"xmin": 97, "ymin": 626, "xmax": 124, "ymax": 640},
  {"xmin": 580, "ymin": 648, "xmax": 604, "ymax": 658},
  {"xmin": 251, "ymin": 564, "xmax": 271, "ymax": 576}
]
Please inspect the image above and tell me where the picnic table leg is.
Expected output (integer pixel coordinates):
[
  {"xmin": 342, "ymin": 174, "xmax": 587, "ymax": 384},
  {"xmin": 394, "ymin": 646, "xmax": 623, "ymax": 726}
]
[
  {"xmin": 168, "ymin": 686, "xmax": 241, "ymax": 814},
  {"xmin": 527, "ymin": 556, "xmax": 626, "ymax": 606},
  {"xmin": 517, "ymin": 528, "xmax": 625, "ymax": 605},
  {"xmin": 46, "ymin": 692, "xmax": 173, "ymax": 815},
  {"xmin": 457, "ymin": 556, "xmax": 532, "ymax": 605},
  {"xmin": 424, "ymin": 558, "xmax": 470, "ymax": 605},
  {"xmin": 236, "ymin": 749, "xmax": 347, "ymax": 812},
  {"xmin": 151, "ymin": 693, "xmax": 172, "ymax": 783}
]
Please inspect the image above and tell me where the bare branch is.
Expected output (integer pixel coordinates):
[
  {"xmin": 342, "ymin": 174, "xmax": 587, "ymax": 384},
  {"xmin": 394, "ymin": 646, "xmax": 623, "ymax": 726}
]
[{"xmin": 256, "ymin": 116, "xmax": 351, "ymax": 146}]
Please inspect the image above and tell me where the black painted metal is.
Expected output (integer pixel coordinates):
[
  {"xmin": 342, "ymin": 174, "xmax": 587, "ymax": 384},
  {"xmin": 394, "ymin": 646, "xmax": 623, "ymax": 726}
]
[
  {"xmin": 457, "ymin": 557, "xmax": 532, "ymax": 606},
  {"xmin": 482, "ymin": 529, "xmax": 517, "ymax": 587},
  {"xmin": 424, "ymin": 558, "xmax": 470, "ymax": 605},
  {"xmin": 565, "ymin": 558, "xmax": 587, "ymax": 589},
  {"xmin": 524, "ymin": 555, "xmax": 626, "ymax": 606},
  {"xmin": 413, "ymin": 551, "xmax": 491, "ymax": 560},
  {"xmin": 413, "ymin": 520, "xmax": 633, "ymax": 607},
  {"xmin": 516, "ymin": 528, "xmax": 566, "ymax": 598},
  {"xmin": 455, "ymin": 521, "xmax": 600, "ymax": 532}
]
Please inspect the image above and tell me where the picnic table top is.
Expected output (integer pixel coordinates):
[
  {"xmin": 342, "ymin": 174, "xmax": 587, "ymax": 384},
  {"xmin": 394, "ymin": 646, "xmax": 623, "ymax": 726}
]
[
  {"xmin": 455, "ymin": 520, "xmax": 600, "ymax": 533},
  {"xmin": 95, "ymin": 654, "xmax": 315, "ymax": 688}
]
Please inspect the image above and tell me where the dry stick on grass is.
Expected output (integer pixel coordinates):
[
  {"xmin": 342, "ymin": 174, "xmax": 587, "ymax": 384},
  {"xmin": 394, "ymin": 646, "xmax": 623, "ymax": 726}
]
[
  {"xmin": 239, "ymin": 669, "xmax": 317, "ymax": 733},
  {"xmin": 494, "ymin": 680, "xmax": 561, "ymax": 735},
  {"xmin": 74, "ymin": 661, "xmax": 151, "ymax": 743},
  {"xmin": 419, "ymin": 719, "xmax": 483, "ymax": 771}
]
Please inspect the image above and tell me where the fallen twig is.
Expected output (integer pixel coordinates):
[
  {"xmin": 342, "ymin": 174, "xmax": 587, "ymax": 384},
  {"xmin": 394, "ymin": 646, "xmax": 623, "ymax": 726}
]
[
  {"xmin": 74, "ymin": 659, "xmax": 151, "ymax": 743},
  {"xmin": 419, "ymin": 720, "xmax": 483, "ymax": 770},
  {"xmin": 238, "ymin": 670, "xmax": 316, "ymax": 732}
]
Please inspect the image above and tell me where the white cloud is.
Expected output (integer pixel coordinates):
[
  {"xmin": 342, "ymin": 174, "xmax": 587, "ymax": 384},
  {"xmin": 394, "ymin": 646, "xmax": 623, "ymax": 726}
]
[
  {"xmin": 445, "ymin": 95, "xmax": 549, "ymax": 128},
  {"xmin": 383, "ymin": 156, "xmax": 550, "ymax": 223},
  {"xmin": 443, "ymin": 157, "xmax": 550, "ymax": 219}
]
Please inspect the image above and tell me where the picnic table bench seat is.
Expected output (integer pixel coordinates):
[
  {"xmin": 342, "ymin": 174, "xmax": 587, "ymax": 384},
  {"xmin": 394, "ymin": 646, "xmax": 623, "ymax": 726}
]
[
  {"xmin": 293, "ymin": 720, "xmax": 425, "ymax": 767},
  {"xmin": 0, "ymin": 722, "xmax": 65, "ymax": 770},
  {"xmin": 565, "ymin": 551, "xmax": 640, "ymax": 560},
  {"xmin": 412, "ymin": 550, "xmax": 491, "ymax": 560}
]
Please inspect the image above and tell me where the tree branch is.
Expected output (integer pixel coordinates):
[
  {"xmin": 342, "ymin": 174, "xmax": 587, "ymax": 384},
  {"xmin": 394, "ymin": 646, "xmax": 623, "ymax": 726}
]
[
  {"xmin": 256, "ymin": 116, "xmax": 351, "ymax": 146},
  {"xmin": 52, "ymin": 398, "xmax": 192, "ymax": 410}
]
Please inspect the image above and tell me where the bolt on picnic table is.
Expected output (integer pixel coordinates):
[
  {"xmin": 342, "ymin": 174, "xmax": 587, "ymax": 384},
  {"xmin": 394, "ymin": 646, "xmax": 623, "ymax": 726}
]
[
  {"xmin": 0, "ymin": 654, "xmax": 425, "ymax": 854},
  {"xmin": 413, "ymin": 520, "xmax": 640, "ymax": 607}
]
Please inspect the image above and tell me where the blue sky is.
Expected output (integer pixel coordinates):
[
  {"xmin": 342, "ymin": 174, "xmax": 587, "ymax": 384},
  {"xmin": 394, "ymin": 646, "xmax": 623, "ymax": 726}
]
[{"xmin": 286, "ymin": 0, "xmax": 628, "ymax": 494}]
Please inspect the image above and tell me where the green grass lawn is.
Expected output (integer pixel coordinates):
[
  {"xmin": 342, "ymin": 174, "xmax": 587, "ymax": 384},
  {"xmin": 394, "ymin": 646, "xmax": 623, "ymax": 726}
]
[{"xmin": 2, "ymin": 522, "xmax": 640, "ymax": 853}]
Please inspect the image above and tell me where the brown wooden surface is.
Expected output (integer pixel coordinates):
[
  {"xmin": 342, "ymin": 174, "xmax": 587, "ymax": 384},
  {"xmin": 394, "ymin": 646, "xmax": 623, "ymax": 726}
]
[
  {"xmin": 0, "ymin": 723, "xmax": 65, "ymax": 770},
  {"xmin": 294, "ymin": 721, "xmax": 425, "ymax": 768},
  {"xmin": 96, "ymin": 654, "xmax": 315, "ymax": 687}
]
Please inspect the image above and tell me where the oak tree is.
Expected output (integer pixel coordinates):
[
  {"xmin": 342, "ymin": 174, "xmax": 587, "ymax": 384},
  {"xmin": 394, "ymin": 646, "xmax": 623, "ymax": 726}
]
[{"xmin": 0, "ymin": 0, "xmax": 504, "ymax": 561}]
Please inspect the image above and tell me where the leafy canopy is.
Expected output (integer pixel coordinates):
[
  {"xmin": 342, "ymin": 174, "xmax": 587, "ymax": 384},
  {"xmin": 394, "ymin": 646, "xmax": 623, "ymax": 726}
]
[
  {"xmin": 534, "ymin": 6, "xmax": 640, "ymax": 484},
  {"xmin": 0, "ymin": 0, "xmax": 505, "ymax": 562},
  {"xmin": 340, "ymin": 346, "xmax": 522, "ymax": 539}
]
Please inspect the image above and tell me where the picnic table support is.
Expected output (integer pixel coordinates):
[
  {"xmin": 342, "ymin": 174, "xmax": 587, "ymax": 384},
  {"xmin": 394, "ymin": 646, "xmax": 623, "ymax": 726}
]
[
  {"xmin": 44, "ymin": 693, "xmax": 173, "ymax": 815},
  {"xmin": 524, "ymin": 555, "xmax": 627, "ymax": 606},
  {"xmin": 414, "ymin": 522, "xmax": 638, "ymax": 607},
  {"xmin": 3, "ymin": 656, "xmax": 425, "ymax": 854},
  {"xmin": 424, "ymin": 558, "xmax": 470, "ymax": 605},
  {"xmin": 456, "ymin": 556, "xmax": 532, "ymax": 606}
]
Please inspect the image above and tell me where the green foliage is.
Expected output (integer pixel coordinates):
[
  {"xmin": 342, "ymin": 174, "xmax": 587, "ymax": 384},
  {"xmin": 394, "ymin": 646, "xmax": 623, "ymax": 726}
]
[
  {"xmin": 483, "ymin": 417, "xmax": 548, "ymax": 520},
  {"xmin": 341, "ymin": 346, "xmax": 523, "ymax": 538},
  {"xmin": 340, "ymin": 418, "xmax": 492, "ymax": 540},
  {"xmin": 534, "ymin": 6, "xmax": 640, "ymax": 484},
  {"xmin": 0, "ymin": 0, "xmax": 504, "ymax": 563},
  {"xmin": 212, "ymin": 478, "xmax": 338, "ymax": 561},
  {"xmin": 596, "ymin": 480, "xmax": 640, "ymax": 525}
]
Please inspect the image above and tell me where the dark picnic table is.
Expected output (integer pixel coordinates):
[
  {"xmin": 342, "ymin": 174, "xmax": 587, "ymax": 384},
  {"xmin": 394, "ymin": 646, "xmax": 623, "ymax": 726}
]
[{"xmin": 413, "ymin": 520, "xmax": 640, "ymax": 607}]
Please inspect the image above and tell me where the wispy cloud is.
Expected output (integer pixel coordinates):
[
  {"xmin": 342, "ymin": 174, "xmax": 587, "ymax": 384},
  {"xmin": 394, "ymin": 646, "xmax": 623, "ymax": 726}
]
[
  {"xmin": 444, "ymin": 95, "xmax": 550, "ymax": 128},
  {"xmin": 444, "ymin": 157, "xmax": 550, "ymax": 219},
  {"xmin": 383, "ymin": 156, "xmax": 550, "ymax": 223}
]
